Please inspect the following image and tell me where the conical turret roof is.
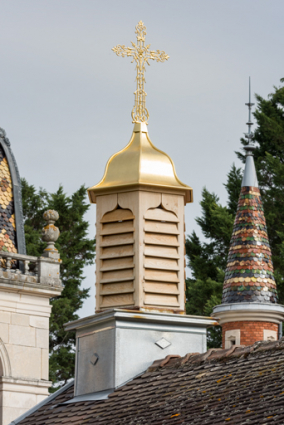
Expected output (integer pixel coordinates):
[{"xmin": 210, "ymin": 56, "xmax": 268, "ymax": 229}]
[{"xmin": 222, "ymin": 148, "xmax": 277, "ymax": 304}]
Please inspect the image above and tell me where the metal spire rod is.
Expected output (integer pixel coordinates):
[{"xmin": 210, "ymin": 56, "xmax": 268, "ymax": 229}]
[
  {"xmin": 245, "ymin": 77, "xmax": 254, "ymax": 143},
  {"xmin": 242, "ymin": 77, "xmax": 258, "ymax": 186}
]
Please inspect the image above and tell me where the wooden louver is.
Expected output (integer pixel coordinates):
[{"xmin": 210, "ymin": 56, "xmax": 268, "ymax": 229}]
[
  {"xmin": 143, "ymin": 208, "xmax": 180, "ymax": 307},
  {"xmin": 99, "ymin": 208, "xmax": 135, "ymax": 308}
]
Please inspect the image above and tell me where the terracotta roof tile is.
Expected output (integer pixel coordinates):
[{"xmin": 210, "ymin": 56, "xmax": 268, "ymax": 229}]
[{"xmin": 17, "ymin": 338, "xmax": 284, "ymax": 425}]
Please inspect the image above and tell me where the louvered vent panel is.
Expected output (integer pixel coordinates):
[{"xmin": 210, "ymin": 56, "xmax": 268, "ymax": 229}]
[
  {"xmin": 143, "ymin": 208, "xmax": 180, "ymax": 307},
  {"xmin": 99, "ymin": 209, "xmax": 135, "ymax": 308}
]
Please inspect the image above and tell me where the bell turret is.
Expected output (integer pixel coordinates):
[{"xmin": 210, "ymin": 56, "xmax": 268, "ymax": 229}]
[{"xmin": 212, "ymin": 79, "xmax": 284, "ymax": 348}]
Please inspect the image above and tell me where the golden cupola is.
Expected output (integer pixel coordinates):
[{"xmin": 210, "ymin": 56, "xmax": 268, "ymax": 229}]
[
  {"xmin": 88, "ymin": 21, "xmax": 193, "ymax": 314},
  {"xmin": 88, "ymin": 122, "xmax": 192, "ymax": 203}
]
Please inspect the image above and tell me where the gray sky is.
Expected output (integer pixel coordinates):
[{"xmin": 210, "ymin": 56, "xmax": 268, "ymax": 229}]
[{"xmin": 0, "ymin": 1, "xmax": 283, "ymax": 317}]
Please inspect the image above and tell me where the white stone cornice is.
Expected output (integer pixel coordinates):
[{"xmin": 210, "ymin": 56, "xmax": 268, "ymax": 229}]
[
  {"xmin": 212, "ymin": 302, "xmax": 284, "ymax": 325},
  {"xmin": 0, "ymin": 377, "xmax": 51, "ymax": 394}
]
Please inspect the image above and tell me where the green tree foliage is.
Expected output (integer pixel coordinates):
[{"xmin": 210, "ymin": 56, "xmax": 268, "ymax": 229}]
[
  {"xmin": 186, "ymin": 79, "xmax": 284, "ymax": 347},
  {"xmin": 185, "ymin": 167, "xmax": 242, "ymax": 348},
  {"xmin": 21, "ymin": 179, "xmax": 96, "ymax": 390}
]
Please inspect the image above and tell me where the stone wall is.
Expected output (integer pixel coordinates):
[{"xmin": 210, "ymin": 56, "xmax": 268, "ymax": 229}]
[
  {"xmin": 0, "ymin": 210, "xmax": 63, "ymax": 425},
  {"xmin": 0, "ymin": 290, "xmax": 52, "ymax": 425}
]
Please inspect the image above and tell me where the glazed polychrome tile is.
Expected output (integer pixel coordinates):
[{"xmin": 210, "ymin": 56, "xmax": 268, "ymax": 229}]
[
  {"xmin": 222, "ymin": 186, "xmax": 277, "ymax": 304},
  {"xmin": 0, "ymin": 145, "xmax": 17, "ymax": 255}
]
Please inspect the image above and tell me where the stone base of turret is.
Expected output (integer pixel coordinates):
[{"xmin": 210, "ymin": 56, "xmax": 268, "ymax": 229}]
[
  {"xmin": 212, "ymin": 302, "xmax": 284, "ymax": 349},
  {"xmin": 222, "ymin": 321, "xmax": 278, "ymax": 348}
]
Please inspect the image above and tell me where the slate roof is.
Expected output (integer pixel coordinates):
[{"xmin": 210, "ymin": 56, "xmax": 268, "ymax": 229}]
[
  {"xmin": 222, "ymin": 186, "xmax": 277, "ymax": 304},
  {"xmin": 16, "ymin": 337, "xmax": 284, "ymax": 425}
]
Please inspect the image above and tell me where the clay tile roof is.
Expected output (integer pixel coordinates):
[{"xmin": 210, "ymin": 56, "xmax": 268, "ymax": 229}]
[
  {"xmin": 16, "ymin": 337, "xmax": 284, "ymax": 425},
  {"xmin": 0, "ymin": 128, "xmax": 26, "ymax": 255}
]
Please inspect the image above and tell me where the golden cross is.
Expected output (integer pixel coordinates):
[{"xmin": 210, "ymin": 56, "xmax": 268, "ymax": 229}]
[{"xmin": 112, "ymin": 21, "xmax": 169, "ymax": 124}]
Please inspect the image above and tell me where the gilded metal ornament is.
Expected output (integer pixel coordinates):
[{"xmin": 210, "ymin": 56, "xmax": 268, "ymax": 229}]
[{"xmin": 112, "ymin": 21, "xmax": 169, "ymax": 124}]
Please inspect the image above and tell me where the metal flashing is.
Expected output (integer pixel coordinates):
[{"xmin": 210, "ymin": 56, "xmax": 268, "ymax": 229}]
[
  {"xmin": 68, "ymin": 308, "xmax": 214, "ymax": 397},
  {"xmin": 241, "ymin": 149, "xmax": 258, "ymax": 187},
  {"xmin": 63, "ymin": 388, "xmax": 113, "ymax": 403},
  {"xmin": 65, "ymin": 308, "xmax": 216, "ymax": 332}
]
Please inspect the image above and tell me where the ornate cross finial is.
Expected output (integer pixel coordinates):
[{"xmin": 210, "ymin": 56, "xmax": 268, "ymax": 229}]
[{"xmin": 112, "ymin": 21, "xmax": 169, "ymax": 124}]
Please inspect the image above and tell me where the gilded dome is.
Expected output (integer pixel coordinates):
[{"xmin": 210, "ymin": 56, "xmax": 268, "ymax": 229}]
[{"xmin": 88, "ymin": 123, "xmax": 192, "ymax": 203}]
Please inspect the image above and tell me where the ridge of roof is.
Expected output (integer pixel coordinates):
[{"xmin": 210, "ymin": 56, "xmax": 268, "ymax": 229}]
[{"xmin": 147, "ymin": 337, "xmax": 284, "ymax": 372}]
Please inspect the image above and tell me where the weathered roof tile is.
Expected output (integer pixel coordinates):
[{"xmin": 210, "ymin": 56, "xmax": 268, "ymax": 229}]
[{"xmin": 16, "ymin": 338, "xmax": 284, "ymax": 425}]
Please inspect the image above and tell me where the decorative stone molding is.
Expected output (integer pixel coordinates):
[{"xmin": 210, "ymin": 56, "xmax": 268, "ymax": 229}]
[
  {"xmin": 224, "ymin": 329, "xmax": 240, "ymax": 349},
  {"xmin": 212, "ymin": 302, "xmax": 284, "ymax": 325},
  {"xmin": 263, "ymin": 329, "xmax": 277, "ymax": 342},
  {"xmin": 0, "ymin": 376, "xmax": 51, "ymax": 425}
]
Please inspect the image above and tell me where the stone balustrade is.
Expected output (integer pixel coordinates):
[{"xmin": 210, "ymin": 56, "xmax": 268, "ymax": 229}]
[
  {"xmin": 0, "ymin": 250, "xmax": 63, "ymax": 289},
  {"xmin": 0, "ymin": 209, "xmax": 63, "ymax": 292}
]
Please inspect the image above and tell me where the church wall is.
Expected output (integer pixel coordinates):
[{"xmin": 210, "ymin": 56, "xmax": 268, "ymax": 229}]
[{"xmin": 0, "ymin": 289, "xmax": 51, "ymax": 425}]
